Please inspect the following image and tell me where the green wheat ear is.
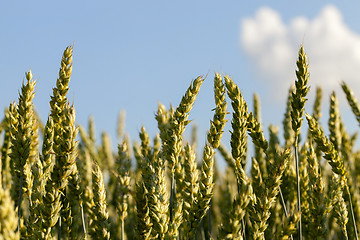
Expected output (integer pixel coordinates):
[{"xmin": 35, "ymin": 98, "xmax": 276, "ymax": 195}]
[
  {"xmin": 306, "ymin": 142, "xmax": 327, "ymax": 239},
  {"xmin": 42, "ymin": 45, "xmax": 76, "ymax": 238},
  {"xmin": 1, "ymin": 107, "xmax": 13, "ymax": 190},
  {"xmin": 89, "ymin": 163, "xmax": 111, "ymax": 240},
  {"xmin": 306, "ymin": 113, "xmax": 346, "ymax": 178},
  {"xmin": 113, "ymin": 139, "xmax": 131, "ymax": 240},
  {"xmin": 9, "ymin": 70, "xmax": 37, "ymax": 233},
  {"xmin": 291, "ymin": 45, "xmax": 310, "ymax": 141},
  {"xmin": 291, "ymin": 45, "xmax": 311, "ymax": 240},
  {"xmin": 341, "ymin": 81, "xmax": 360, "ymax": 125},
  {"xmin": 164, "ymin": 75, "xmax": 204, "ymax": 173}
]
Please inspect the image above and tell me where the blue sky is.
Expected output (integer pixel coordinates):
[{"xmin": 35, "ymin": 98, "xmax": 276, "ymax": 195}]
[{"xmin": 2, "ymin": 1, "xmax": 360, "ymax": 165}]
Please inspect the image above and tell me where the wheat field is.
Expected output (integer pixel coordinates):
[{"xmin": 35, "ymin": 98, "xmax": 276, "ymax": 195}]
[{"xmin": 1, "ymin": 44, "xmax": 360, "ymax": 240}]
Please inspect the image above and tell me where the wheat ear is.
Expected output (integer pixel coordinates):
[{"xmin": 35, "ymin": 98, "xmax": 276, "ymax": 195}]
[
  {"xmin": 251, "ymin": 149, "xmax": 291, "ymax": 240},
  {"xmin": 89, "ymin": 163, "xmax": 111, "ymax": 240},
  {"xmin": 224, "ymin": 75, "xmax": 256, "ymax": 239},
  {"xmin": 253, "ymin": 93, "xmax": 267, "ymax": 178},
  {"xmin": 306, "ymin": 113, "xmax": 359, "ymax": 239},
  {"xmin": 113, "ymin": 139, "xmax": 131, "ymax": 240},
  {"xmin": 224, "ymin": 75, "xmax": 251, "ymax": 190},
  {"xmin": 291, "ymin": 45, "xmax": 311, "ymax": 239},
  {"xmin": 162, "ymin": 76, "xmax": 203, "ymax": 232},
  {"xmin": 341, "ymin": 81, "xmax": 360, "ymax": 125},
  {"xmin": 306, "ymin": 142, "xmax": 328, "ymax": 239},
  {"xmin": 43, "ymin": 47, "xmax": 75, "ymax": 238},
  {"xmin": 329, "ymin": 174, "xmax": 349, "ymax": 239},
  {"xmin": 328, "ymin": 92, "xmax": 341, "ymax": 151},
  {"xmin": 1, "ymin": 107, "xmax": 13, "ymax": 190},
  {"xmin": 9, "ymin": 70, "xmax": 37, "ymax": 233},
  {"xmin": 43, "ymin": 104, "xmax": 78, "ymax": 238}
]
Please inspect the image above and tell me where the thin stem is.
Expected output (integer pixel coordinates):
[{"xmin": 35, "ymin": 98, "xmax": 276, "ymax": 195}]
[
  {"xmin": 208, "ymin": 201, "xmax": 212, "ymax": 240},
  {"xmin": 121, "ymin": 219, "xmax": 124, "ymax": 240},
  {"xmin": 279, "ymin": 187, "xmax": 288, "ymax": 217},
  {"xmin": 17, "ymin": 174, "xmax": 23, "ymax": 233},
  {"xmin": 347, "ymin": 186, "xmax": 359, "ymax": 240},
  {"xmin": 80, "ymin": 203, "xmax": 87, "ymax": 237},
  {"xmin": 200, "ymin": 221, "xmax": 206, "ymax": 240},
  {"xmin": 294, "ymin": 136, "xmax": 302, "ymax": 240},
  {"xmin": 169, "ymin": 172, "xmax": 175, "ymax": 222},
  {"xmin": 279, "ymin": 187, "xmax": 294, "ymax": 240},
  {"xmin": 236, "ymin": 178, "xmax": 246, "ymax": 240},
  {"xmin": 58, "ymin": 210, "xmax": 62, "ymax": 240},
  {"xmin": 242, "ymin": 218, "xmax": 246, "ymax": 240}
]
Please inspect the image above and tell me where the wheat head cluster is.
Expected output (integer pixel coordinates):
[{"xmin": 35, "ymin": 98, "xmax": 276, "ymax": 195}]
[{"xmin": 1, "ymin": 45, "xmax": 360, "ymax": 240}]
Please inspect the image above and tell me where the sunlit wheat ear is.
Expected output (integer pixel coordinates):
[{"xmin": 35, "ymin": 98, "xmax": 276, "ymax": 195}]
[
  {"xmin": 327, "ymin": 91, "xmax": 342, "ymax": 155},
  {"xmin": 27, "ymin": 155, "xmax": 46, "ymax": 239},
  {"xmin": 186, "ymin": 143, "xmax": 215, "ymax": 238},
  {"xmin": 306, "ymin": 142, "xmax": 327, "ymax": 239},
  {"xmin": 291, "ymin": 45, "xmax": 310, "ymax": 141},
  {"xmin": 306, "ymin": 113, "xmax": 346, "ymax": 178},
  {"xmin": 306, "ymin": 113, "xmax": 359, "ymax": 238},
  {"xmin": 138, "ymin": 126, "xmax": 170, "ymax": 239},
  {"xmin": 253, "ymin": 93, "xmax": 267, "ymax": 178},
  {"xmin": 329, "ymin": 174, "xmax": 349, "ymax": 239},
  {"xmin": 218, "ymin": 177, "xmax": 254, "ymax": 239},
  {"xmin": 78, "ymin": 146, "xmax": 94, "ymax": 232},
  {"xmin": 277, "ymin": 212, "xmax": 300, "ymax": 239},
  {"xmin": 148, "ymin": 143, "xmax": 169, "ymax": 238},
  {"xmin": 341, "ymin": 81, "xmax": 360, "ymax": 125},
  {"xmin": 8, "ymin": 102, "xmax": 19, "ymax": 199},
  {"xmin": 88, "ymin": 115, "xmax": 96, "ymax": 145},
  {"xmin": 217, "ymin": 181, "xmax": 237, "ymax": 239},
  {"xmin": 41, "ymin": 117, "xmax": 54, "ymax": 185},
  {"xmin": 1, "ymin": 107, "xmax": 13, "ymax": 190},
  {"xmin": 50, "ymin": 45, "xmax": 73, "ymax": 124},
  {"xmin": 164, "ymin": 76, "xmax": 204, "ymax": 173},
  {"xmin": 224, "ymin": 75, "xmax": 250, "ymax": 186},
  {"xmin": 308, "ymin": 86, "xmax": 323, "ymax": 160},
  {"xmin": 135, "ymin": 182, "xmax": 152, "ymax": 239},
  {"xmin": 209, "ymin": 72, "xmax": 228, "ymax": 149},
  {"xmin": 181, "ymin": 144, "xmax": 199, "ymax": 233},
  {"xmin": 9, "ymin": 70, "xmax": 37, "ymax": 233},
  {"xmin": 78, "ymin": 125, "xmax": 100, "ymax": 164},
  {"xmin": 200, "ymin": 72, "xmax": 228, "ymax": 237},
  {"xmin": 250, "ymin": 148, "xmax": 291, "ymax": 240},
  {"xmin": 181, "ymin": 74, "xmax": 226, "ymax": 238},
  {"xmin": 67, "ymin": 166, "xmax": 86, "ymax": 238},
  {"xmin": 42, "ymin": 104, "xmax": 78, "ymax": 238},
  {"xmin": 89, "ymin": 163, "xmax": 111, "ymax": 240},
  {"xmin": 155, "ymin": 102, "xmax": 172, "ymax": 145},
  {"xmin": 113, "ymin": 139, "xmax": 131, "ymax": 240},
  {"xmin": 290, "ymin": 45, "xmax": 311, "ymax": 240},
  {"xmin": 100, "ymin": 131, "xmax": 115, "ymax": 170},
  {"xmin": 283, "ymin": 85, "xmax": 295, "ymax": 149},
  {"xmin": 160, "ymin": 76, "xmax": 203, "ymax": 236},
  {"xmin": 312, "ymin": 86, "xmax": 323, "ymax": 122}
]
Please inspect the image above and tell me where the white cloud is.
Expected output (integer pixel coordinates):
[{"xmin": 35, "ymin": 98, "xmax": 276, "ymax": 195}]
[{"xmin": 241, "ymin": 5, "xmax": 360, "ymax": 103}]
